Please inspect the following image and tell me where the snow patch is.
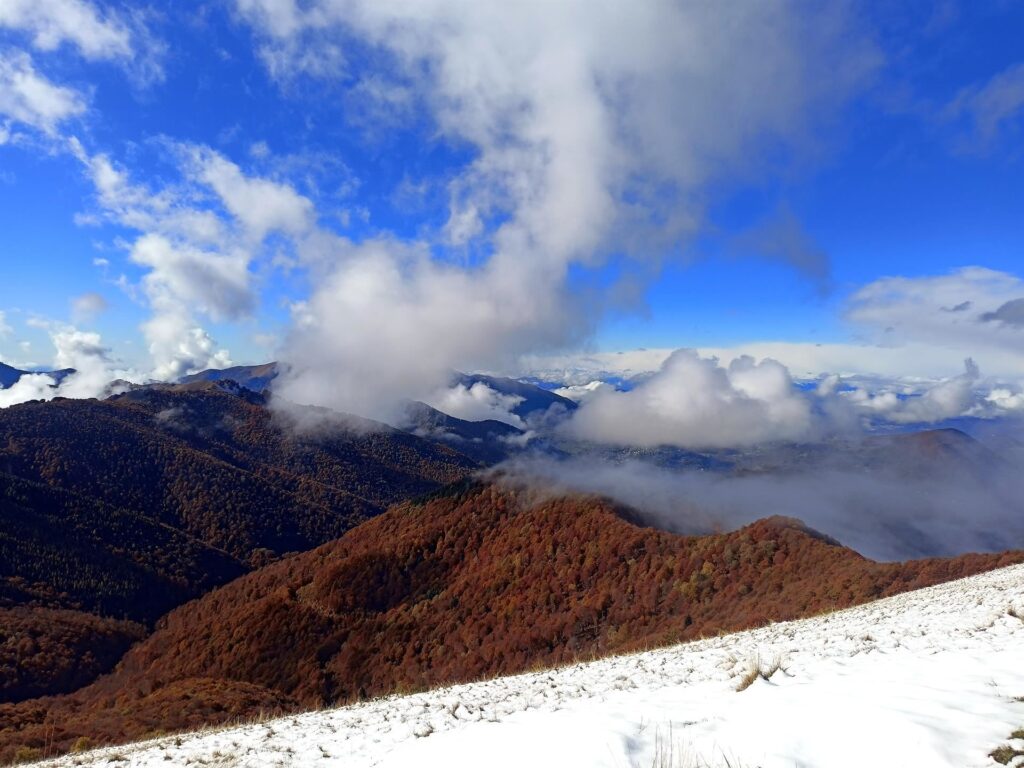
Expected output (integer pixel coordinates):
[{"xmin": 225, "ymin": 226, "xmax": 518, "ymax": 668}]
[{"xmin": 46, "ymin": 564, "xmax": 1024, "ymax": 767}]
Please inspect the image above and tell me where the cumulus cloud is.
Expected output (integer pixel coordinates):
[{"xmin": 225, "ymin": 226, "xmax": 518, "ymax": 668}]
[
  {"xmin": 552, "ymin": 380, "xmax": 618, "ymax": 404},
  {"xmin": 0, "ymin": 0, "xmax": 163, "ymax": 85},
  {"xmin": 424, "ymin": 382, "xmax": 525, "ymax": 428},
  {"xmin": 0, "ymin": 49, "xmax": 85, "ymax": 133},
  {"xmin": 0, "ymin": 323, "xmax": 126, "ymax": 407},
  {"xmin": 564, "ymin": 350, "xmax": 815, "ymax": 449},
  {"xmin": 186, "ymin": 147, "xmax": 315, "ymax": 241},
  {"xmin": 555, "ymin": 350, "xmax": 1023, "ymax": 450},
  {"xmin": 842, "ymin": 359, "xmax": 983, "ymax": 425},
  {"xmin": 987, "ymin": 386, "xmax": 1024, "ymax": 413},
  {"xmin": 0, "ymin": 310, "xmax": 12, "ymax": 338},
  {"xmin": 127, "ymin": 233, "xmax": 250, "ymax": 380},
  {"xmin": 240, "ymin": 0, "xmax": 877, "ymax": 419},
  {"xmin": 273, "ymin": 236, "xmax": 578, "ymax": 422},
  {"xmin": 0, "ymin": 373, "xmax": 58, "ymax": 407},
  {"xmin": 130, "ymin": 234, "xmax": 253, "ymax": 322},
  {"xmin": 69, "ymin": 139, "xmax": 317, "ymax": 380},
  {"xmin": 49, "ymin": 325, "xmax": 116, "ymax": 398},
  {"xmin": 522, "ymin": 267, "xmax": 1024, "ymax": 386},
  {"xmin": 0, "ymin": 0, "xmax": 132, "ymax": 60}
]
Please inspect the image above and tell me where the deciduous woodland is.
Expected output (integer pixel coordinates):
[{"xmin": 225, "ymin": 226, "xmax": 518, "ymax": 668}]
[
  {"xmin": 2, "ymin": 481, "xmax": 1019, "ymax": 762},
  {"xmin": 0, "ymin": 387, "xmax": 475, "ymax": 705}
]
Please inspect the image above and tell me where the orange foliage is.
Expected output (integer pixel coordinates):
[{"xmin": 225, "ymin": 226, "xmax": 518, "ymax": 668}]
[{"xmin": 2, "ymin": 481, "xmax": 1020, "ymax": 761}]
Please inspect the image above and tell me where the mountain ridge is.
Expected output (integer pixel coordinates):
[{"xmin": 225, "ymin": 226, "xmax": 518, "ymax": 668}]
[{"xmin": 0, "ymin": 388, "xmax": 477, "ymax": 702}]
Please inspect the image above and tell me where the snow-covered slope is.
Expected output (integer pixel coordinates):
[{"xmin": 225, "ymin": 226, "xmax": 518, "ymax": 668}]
[{"xmin": 46, "ymin": 564, "xmax": 1024, "ymax": 767}]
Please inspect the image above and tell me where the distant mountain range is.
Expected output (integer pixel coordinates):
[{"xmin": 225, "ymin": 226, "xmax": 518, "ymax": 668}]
[
  {"xmin": 176, "ymin": 363, "xmax": 576, "ymax": 454},
  {"xmin": 179, "ymin": 362, "xmax": 280, "ymax": 393},
  {"xmin": 3, "ymin": 480, "xmax": 1020, "ymax": 762},
  {"xmin": 399, "ymin": 400, "xmax": 524, "ymax": 463},
  {"xmin": 454, "ymin": 372, "xmax": 577, "ymax": 419},
  {"xmin": 179, "ymin": 362, "xmax": 576, "ymax": 413},
  {"xmin": 0, "ymin": 361, "xmax": 74, "ymax": 389}
]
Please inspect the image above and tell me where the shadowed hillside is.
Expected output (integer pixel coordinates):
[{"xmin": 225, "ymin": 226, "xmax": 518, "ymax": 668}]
[
  {"xmin": 0, "ymin": 608, "xmax": 145, "ymax": 704},
  {"xmin": 3, "ymin": 481, "xmax": 1020, "ymax": 761},
  {"xmin": 0, "ymin": 388, "xmax": 477, "ymax": 702}
]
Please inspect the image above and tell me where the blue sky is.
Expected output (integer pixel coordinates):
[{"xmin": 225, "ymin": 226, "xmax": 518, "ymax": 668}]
[{"xmin": 0, "ymin": 0, "xmax": 1023, "ymax": 400}]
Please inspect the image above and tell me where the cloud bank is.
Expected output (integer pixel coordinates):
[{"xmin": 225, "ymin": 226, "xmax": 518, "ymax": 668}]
[
  {"xmin": 565, "ymin": 350, "xmax": 814, "ymax": 449},
  {"xmin": 561, "ymin": 350, "xmax": 1022, "ymax": 450},
  {"xmin": 234, "ymin": 0, "xmax": 877, "ymax": 421},
  {"xmin": 497, "ymin": 450, "xmax": 1024, "ymax": 561}
]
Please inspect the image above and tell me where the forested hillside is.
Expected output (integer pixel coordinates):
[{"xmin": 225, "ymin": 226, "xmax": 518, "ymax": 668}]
[
  {"xmin": 3, "ymin": 481, "xmax": 1019, "ymax": 761},
  {"xmin": 0, "ymin": 387, "xmax": 477, "ymax": 702}
]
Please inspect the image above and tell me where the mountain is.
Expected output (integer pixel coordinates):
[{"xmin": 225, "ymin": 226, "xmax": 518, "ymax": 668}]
[
  {"xmin": 0, "ymin": 362, "xmax": 74, "ymax": 389},
  {"xmin": 5, "ymin": 481, "xmax": 1020, "ymax": 761},
  {"xmin": 177, "ymin": 364, "xmax": 577, "ymax": 421},
  {"xmin": 455, "ymin": 373, "xmax": 577, "ymax": 420},
  {"xmin": 400, "ymin": 400, "xmax": 524, "ymax": 463},
  {"xmin": 178, "ymin": 362, "xmax": 280, "ymax": 393},
  {"xmin": 0, "ymin": 388, "xmax": 477, "ymax": 700},
  {"xmin": 174, "ymin": 363, "xmax": 569, "ymax": 456}
]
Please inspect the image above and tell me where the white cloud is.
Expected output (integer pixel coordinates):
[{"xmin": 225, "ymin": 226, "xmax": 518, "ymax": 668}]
[
  {"xmin": 424, "ymin": 382, "xmax": 525, "ymax": 428},
  {"xmin": 69, "ymin": 139, "xmax": 318, "ymax": 380},
  {"xmin": 521, "ymin": 348, "xmax": 675, "ymax": 386},
  {"xmin": 234, "ymin": 0, "xmax": 303, "ymax": 40},
  {"xmin": 130, "ymin": 234, "xmax": 253, "ymax": 322},
  {"xmin": 0, "ymin": 49, "xmax": 85, "ymax": 133},
  {"xmin": 0, "ymin": 310, "xmax": 12, "ymax": 339},
  {"xmin": 552, "ymin": 380, "xmax": 617, "ymax": 403},
  {"xmin": 0, "ymin": 0, "xmax": 132, "ymax": 60},
  {"xmin": 49, "ymin": 325, "xmax": 116, "ymax": 398},
  {"xmin": 141, "ymin": 311, "xmax": 233, "ymax": 381},
  {"xmin": 71, "ymin": 291, "xmax": 108, "ymax": 322},
  {"xmin": 248, "ymin": 1, "xmax": 877, "ymax": 419},
  {"xmin": 0, "ymin": 373, "xmax": 58, "ymax": 407},
  {"xmin": 128, "ymin": 233, "xmax": 249, "ymax": 380},
  {"xmin": 847, "ymin": 267, "xmax": 1024, "ymax": 359},
  {"xmin": 0, "ymin": 324, "xmax": 128, "ymax": 407},
  {"xmin": 565, "ymin": 349, "xmax": 815, "ymax": 449},
  {"xmin": 559, "ymin": 349, "xmax": 1023, "ymax": 449},
  {"xmin": 987, "ymin": 386, "xmax": 1024, "ymax": 413},
  {"xmin": 840, "ymin": 359, "xmax": 983, "ymax": 425},
  {"xmin": 186, "ymin": 147, "xmax": 315, "ymax": 241},
  {"xmin": 528, "ymin": 338, "xmax": 1024, "ymax": 387}
]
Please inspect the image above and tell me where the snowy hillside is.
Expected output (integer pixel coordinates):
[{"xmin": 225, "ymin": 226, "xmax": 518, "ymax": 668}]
[{"xmin": 45, "ymin": 564, "xmax": 1024, "ymax": 768}]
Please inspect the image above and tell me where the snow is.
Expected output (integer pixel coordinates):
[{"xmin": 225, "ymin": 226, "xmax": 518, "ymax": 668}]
[{"xmin": 45, "ymin": 564, "xmax": 1024, "ymax": 767}]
